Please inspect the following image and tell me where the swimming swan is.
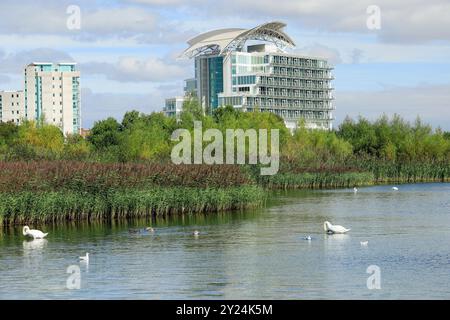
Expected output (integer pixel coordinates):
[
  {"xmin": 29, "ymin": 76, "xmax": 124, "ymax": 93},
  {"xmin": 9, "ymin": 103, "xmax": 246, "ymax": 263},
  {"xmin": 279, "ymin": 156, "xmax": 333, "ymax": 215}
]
[
  {"xmin": 79, "ymin": 253, "xmax": 89, "ymax": 263},
  {"xmin": 23, "ymin": 226, "xmax": 48, "ymax": 239},
  {"xmin": 392, "ymin": 187, "xmax": 399, "ymax": 191},
  {"xmin": 323, "ymin": 221, "xmax": 351, "ymax": 234}
]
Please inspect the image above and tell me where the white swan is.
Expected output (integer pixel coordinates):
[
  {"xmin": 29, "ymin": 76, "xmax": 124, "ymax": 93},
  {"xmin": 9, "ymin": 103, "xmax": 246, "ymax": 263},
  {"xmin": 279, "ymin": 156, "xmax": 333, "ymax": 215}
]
[
  {"xmin": 23, "ymin": 226, "xmax": 48, "ymax": 239},
  {"xmin": 323, "ymin": 221, "xmax": 351, "ymax": 234},
  {"xmin": 392, "ymin": 187, "xmax": 399, "ymax": 191},
  {"xmin": 79, "ymin": 252, "xmax": 89, "ymax": 263},
  {"xmin": 360, "ymin": 241, "xmax": 369, "ymax": 246},
  {"xmin": 353, "ymin": 187, "xmax": 358, "ymax": 193},
  {"xmin": 193, "ymin": 230, "xmax": 200, "ymax": 236}
]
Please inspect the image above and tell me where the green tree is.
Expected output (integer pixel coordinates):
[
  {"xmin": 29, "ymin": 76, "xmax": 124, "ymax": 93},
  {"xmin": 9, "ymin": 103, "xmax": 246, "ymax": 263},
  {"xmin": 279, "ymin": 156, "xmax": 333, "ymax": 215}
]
[{"xmin": 88, "ymin": 117, "xmax": 121, "ymax": 150}]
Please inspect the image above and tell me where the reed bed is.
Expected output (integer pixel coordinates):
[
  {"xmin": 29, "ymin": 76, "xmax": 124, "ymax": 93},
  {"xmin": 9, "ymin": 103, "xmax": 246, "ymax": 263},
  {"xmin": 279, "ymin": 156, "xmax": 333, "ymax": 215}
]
[
  {"xmin": 257, "ymin": 171, "xmax": 375, "ymax": 189},
  {"xmin": 0, "ymin": 186, "xmax": 265, "ymax": 225},
  {"xmin": 355, "ymin": 161, "xmax": 450, "ymax": 184},
  {"xmin": 0, "ymin": 161, "xmax": 253, "ymax": 193}
]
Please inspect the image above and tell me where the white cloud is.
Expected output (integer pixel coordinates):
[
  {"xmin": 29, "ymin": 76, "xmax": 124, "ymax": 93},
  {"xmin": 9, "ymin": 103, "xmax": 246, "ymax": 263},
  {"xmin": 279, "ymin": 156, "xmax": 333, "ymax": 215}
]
[
  {"xmin": 0, "ymin": 48, "xmax": 74, "ymax": 74},
  {"xmin": 0, "ymin": 2, "xmax": 158, "ymax": 38},
  {"xmin": 336, "ymin": 83, "xmax": 450, "ymax": 130},
  {"xmin": 81, "ymin": 87, "xmax": 166, "ymax": 127},
  {"xmin": 141, "ymin": 0, "xmax": 450, "ymax": 44},
  {"xmin": 81, "ymin": 56, "xmax": 190, "ymax": 82},
  {"xmin": 293, "ymin": 44, "xmax": 342, "ymax": 65}
]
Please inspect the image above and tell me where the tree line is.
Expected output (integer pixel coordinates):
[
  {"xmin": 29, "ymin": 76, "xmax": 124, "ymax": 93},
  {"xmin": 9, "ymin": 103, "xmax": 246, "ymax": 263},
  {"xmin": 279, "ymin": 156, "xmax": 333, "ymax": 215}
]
[{"xmin": 1, "ymin": 98, "xmax": 449, "ymax": 170}]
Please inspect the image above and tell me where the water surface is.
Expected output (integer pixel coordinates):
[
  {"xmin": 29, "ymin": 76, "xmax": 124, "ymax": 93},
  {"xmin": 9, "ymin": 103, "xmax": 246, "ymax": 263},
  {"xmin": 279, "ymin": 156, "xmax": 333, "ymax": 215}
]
[{"xmin": 1, "ymin": 183, "xmax": 449, "ymax": 299}]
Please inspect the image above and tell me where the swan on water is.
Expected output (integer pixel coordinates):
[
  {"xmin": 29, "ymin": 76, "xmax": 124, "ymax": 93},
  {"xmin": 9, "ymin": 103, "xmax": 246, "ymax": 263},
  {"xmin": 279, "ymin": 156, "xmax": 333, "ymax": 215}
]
[
  {"xmin": 23, "ymin": 226, "xmax": 48, "ymax": 239},
  {"xmin": 304, "ymin": 235, "xmax": 312, "ymax": 241},
  {"xmin": 145, "ymin": 227, "xmax": 155, "ymax": 233},
  {"xmin": 392, "ymin": 187, "xmax": 399, "ymax": 191},
  {"xmin": 323, "ymin": 221, "xmax": 351, "ymax": 234},
  {"xmin": 79, "ymin": 253, "xmax": 89, "ymax": 263},
  {"xmin": 353, "ymin": 187, "xmax": 358, "ymax": 193},
  {"xmin": 193, "ymin": 230, "xmax": 200, "ymax": 236},
  {"xmin": 360, "ymin": 241, "xmax": 369, "ymax": 246}
]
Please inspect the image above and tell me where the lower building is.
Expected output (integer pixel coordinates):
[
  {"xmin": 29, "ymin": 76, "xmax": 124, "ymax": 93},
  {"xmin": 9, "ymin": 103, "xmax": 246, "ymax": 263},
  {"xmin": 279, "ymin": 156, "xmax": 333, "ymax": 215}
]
[
  {"xmin": 163, "ymin": 96, "xmax": 186, "ymax": 118},
  {"xmin": 0, "ymin": 91, "xmax": 25, "ymax": 124}
]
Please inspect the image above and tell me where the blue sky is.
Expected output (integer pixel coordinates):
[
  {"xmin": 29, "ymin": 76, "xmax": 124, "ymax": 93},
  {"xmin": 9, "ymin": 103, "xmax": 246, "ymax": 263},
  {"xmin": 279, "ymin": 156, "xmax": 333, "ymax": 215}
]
[{"xmin": 0, "ymin": 0, "xmax": 449, "ymax": 129}]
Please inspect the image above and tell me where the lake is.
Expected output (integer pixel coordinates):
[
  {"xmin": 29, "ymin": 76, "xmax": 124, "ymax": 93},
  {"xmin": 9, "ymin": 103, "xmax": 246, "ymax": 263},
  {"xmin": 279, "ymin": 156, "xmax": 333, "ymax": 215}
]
[{"xmin": 1, "ymin": 183, "xmax": 449, "ymax": 299}]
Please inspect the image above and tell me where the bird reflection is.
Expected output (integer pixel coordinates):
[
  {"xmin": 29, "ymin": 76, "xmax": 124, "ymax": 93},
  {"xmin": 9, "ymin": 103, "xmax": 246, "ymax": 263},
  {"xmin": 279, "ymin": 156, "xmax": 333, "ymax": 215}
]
[{"xmin": 23, "ymin": 238, "xmax": 48, "ymax": 251}]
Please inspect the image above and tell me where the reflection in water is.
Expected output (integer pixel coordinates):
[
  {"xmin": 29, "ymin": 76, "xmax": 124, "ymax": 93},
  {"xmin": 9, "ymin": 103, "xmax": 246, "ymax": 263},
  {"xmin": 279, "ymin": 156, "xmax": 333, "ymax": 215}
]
[
  {"xmin": 0, "ymin": 183, "xmax": 450, "ymax": 299},
  {"xmin": 23, "ymin": 239, "xmax": 48, "ymax": 251}
]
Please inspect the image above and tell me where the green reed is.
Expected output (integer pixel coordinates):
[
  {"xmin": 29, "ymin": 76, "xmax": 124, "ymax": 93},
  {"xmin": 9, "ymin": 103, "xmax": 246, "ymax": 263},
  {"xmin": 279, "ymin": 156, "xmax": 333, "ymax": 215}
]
[
  {"xmin": 0, "ymin": 186, "xmax": 265, "ymax": 226},
  {"xmin": 257, "ymin": 171, "xmax": 375, "ymax": 189}
]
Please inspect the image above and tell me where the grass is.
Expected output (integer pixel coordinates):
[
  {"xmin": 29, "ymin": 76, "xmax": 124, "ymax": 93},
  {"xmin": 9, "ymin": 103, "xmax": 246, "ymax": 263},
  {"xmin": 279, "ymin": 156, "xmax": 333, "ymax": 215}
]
[
  {"xmin": 0, "ymin": 161, "xmax": 265, "ymax": 226},
  {"xmin": 0, "ymin": 161, "xmax": 253, "ymax": 193},
  {"xmin": 257, "ymin": 171, "xmax": 375, "ymax": 189},
  {"xmin": 354, "ymin": 160, "xmax": 450, "ymax": 184},
  {"xmin": 0, "ymin": 186, "xmax": 265, "ymax": 225},
  {"xmin": 1, "ymin": 160, "xmax": 449, "ymax": 226}
]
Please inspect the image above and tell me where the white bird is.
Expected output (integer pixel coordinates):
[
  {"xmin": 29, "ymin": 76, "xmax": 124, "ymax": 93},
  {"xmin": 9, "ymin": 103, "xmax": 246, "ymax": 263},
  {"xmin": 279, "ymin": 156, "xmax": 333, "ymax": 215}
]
[
  {"xmin": 304, "ymin": 235, "xmax": 312, "ymax": 241},
  {"xmin": 353, "ymin": 187, "xmax": 358, "ymax": 193},
  {"xmin": 360, "ymin": 241, "xmax": 369, "ymax": 246},
  {"xmin": 23, "ymin": 226, "xmax": 48, "ymax": 239},
  {"xmin": 79, "ymin": 252, "xmax": 89, "ymax": 263},
  {"xmin": 392, "ymin": 187, "xmax": 399, "ymax": 191},
  {"xmin": 193, "ymin": 230, "xmax": 200, "ymax": 236},
  {"xmin": 323, "ymin": 221, "xmax": 351, "ymax": 234},
  {"xmin": 145, "ymin": 227, "xmax": 155, "ymax": 233}
]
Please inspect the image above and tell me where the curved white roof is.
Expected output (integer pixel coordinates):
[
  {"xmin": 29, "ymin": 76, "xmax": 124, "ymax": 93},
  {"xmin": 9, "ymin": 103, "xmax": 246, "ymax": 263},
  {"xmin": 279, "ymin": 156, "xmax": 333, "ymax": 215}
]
[{"xmin": 182, "ymin": 21, "xmax": 296, "ymax": 58}]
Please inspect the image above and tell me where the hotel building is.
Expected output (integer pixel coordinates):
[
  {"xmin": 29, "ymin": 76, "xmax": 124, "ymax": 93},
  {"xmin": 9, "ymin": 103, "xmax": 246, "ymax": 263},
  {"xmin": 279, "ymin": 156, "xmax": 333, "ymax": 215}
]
[{"xmin": 164, "ymin": 22, "xmax": 334, "ymax": 130}]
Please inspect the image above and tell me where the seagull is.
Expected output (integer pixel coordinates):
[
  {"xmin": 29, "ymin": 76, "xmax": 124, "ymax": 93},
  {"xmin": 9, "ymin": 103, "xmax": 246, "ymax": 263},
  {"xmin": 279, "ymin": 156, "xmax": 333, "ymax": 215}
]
[
  {"xmin": 360, "ymin": 241, "xmax": 369, "ymax": 246},
  {"xmin": 193, "ymin": 230, "xmax": 200, "ymax": 236},
  {"xmin": 79, "ymin": 253, "xmax": 89, "ymax": 263},
  {"xmin": 353, "ymin": 187, "xmax": 358, "ymax": 193},
  {"xmin": 392, "ymin": 187, "xmax": 399, "ymax": 191},
  {"xmin": 323, "ymin": 221, "xmax": 351, "ymax": 234},
  {"xmin": 22, "ymin": 226, "xmax": 48, "ymax": 239},
  {"xmin": 145, "ymin": 227, "xmax": 155, "ymax": 233}
]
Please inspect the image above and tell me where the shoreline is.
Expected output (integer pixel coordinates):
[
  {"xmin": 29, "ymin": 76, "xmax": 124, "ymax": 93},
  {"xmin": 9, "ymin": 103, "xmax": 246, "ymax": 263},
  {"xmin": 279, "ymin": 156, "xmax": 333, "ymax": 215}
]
[
  {"xmin": 0, "ymin": 160, "xmax": 449, "ymax": 226},
  {"xmin": 2, "ymin": 178, "xmax": 449, "ymax": 227},
  {"xmin": 0, "ymin": 186, "xmax": 265, "ymax": 226}
]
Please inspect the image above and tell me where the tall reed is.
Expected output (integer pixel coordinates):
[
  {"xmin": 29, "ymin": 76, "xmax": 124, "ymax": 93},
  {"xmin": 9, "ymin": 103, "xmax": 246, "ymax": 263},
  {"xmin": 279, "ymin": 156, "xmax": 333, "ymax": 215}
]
[
  {"xmin": 0, "ymin": 186, "xmax": 265, "ymax": 226},
  {"xmin": 257, "ymin": 171, "xmax": 374, "ymax": 189}
]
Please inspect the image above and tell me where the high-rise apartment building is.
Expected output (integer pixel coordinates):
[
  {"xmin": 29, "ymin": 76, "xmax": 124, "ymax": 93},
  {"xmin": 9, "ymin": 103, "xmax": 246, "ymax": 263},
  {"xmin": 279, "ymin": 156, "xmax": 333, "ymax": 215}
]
[
  {"xmin": 165, "ymin": 21, "xmax": 334, "ymax": 130},
  {"xmin": 24, "ymin": 62, "xmax": 81, "ymax": 135}
]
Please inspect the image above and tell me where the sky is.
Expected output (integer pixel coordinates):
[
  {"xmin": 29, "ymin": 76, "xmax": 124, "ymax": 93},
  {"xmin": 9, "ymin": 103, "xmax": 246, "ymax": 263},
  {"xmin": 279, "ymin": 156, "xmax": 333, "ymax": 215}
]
[{"xmin": 0, "ymin": 0, "xmax": 449, "ymax": 129}]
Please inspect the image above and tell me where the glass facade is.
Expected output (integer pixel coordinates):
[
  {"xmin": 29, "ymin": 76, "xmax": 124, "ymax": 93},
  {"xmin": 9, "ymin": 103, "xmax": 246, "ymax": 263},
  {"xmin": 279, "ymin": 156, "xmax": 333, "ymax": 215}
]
[{"xmin": 207, "ymin": 56, "xmax": 223, "ymax": 110}]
